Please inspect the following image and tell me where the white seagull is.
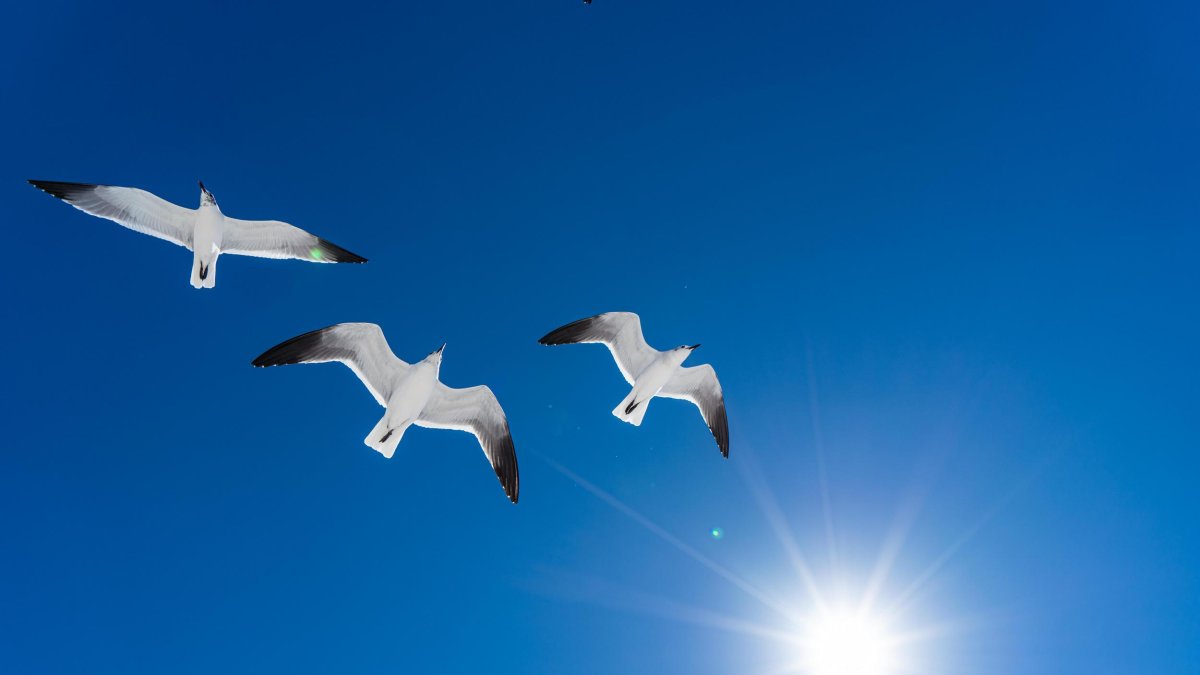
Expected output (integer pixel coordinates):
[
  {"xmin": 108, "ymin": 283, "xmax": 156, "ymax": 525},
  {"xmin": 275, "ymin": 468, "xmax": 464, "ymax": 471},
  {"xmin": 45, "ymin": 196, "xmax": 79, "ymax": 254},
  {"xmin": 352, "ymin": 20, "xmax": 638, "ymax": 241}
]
[
  {"xmin": 252, "ymin": 323, "xmax": 519, "ymax": 503},
  {"xmin": 28, "ymin": 179, "xmax": 366, "ymax": 289},
  {"xmin": 539, "ymin": 312, "xmax": 729, "ymax": 457}
]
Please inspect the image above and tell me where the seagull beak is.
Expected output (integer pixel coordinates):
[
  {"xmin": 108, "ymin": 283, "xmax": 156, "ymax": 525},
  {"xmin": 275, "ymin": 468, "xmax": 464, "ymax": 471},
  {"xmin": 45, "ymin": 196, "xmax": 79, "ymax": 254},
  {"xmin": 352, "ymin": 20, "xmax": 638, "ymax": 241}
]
[{"xmin": 688, "ymin": 344, "xmax": 701, "ymax": 350}]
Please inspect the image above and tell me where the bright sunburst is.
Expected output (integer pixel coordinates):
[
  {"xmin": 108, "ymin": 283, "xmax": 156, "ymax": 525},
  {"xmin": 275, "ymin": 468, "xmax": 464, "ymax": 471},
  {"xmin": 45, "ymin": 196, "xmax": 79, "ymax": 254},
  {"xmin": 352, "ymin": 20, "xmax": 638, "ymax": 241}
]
[
  {"xmin": 803, "ymin": 610, "xmax": 895, "ymax": 675},
  {"xmin": 537, "ymin": 431, "xmax": 1023, "ymax": 675}
]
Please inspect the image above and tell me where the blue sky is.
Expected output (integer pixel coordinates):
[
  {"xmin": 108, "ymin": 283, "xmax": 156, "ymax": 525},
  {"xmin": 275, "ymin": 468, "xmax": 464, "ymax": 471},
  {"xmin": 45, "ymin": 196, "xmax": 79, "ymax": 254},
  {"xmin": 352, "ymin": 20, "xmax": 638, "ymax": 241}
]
[{"xmin": 2, "ymin": 1, "xmax": 1198, "ymax": 673}]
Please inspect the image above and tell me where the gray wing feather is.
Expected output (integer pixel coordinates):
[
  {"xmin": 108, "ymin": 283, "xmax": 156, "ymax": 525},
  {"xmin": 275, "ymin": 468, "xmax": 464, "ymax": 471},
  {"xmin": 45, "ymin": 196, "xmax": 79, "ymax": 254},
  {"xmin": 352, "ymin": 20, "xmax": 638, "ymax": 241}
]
[
  {"xmin": 538, "ymin": 311, "xmax": 659, "ymax": 384},
  {"xmin": 660, "ymin": 364, "xmax": 729, "ymax": 457},
  {"xmin": 222, "ymin": 217, "xmax": 366, "ymax": 263},
  {"xmin": 416, "ymin": 383, "xmax": 519, "ymax": 503},
  {"xmin": 251, "ymin": 323, "xmax": 406, "ymax": 406},
  {"xmin": 29, "ymin": 180, "xmax": 194, "ymax": 248}
]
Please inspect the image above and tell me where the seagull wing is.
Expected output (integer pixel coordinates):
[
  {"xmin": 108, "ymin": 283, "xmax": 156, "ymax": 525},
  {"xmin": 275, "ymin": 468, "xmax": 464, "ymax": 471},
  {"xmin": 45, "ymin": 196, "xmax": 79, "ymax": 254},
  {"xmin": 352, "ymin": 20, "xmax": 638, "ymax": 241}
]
[
  {"xmin": 660, "ymin": 364, "xmax": 729, "ymax": 457},
  {"xmin": 538, "ymin": 311, "xmax": 658, "ymax": 384},
  {"xmin": 28, "ymin": 180, "xmax": 195, "ymax": 249},
  {"xmin": 417, "ymin": 382, "xmax": 519, "ymax": 503},
  {"xmin": 251, "ymin": 323, "xmax": 405, "ymax": 406},
  {"xmin": 222, "ymin": 217, "xmax": 367, "ymax": 263}
]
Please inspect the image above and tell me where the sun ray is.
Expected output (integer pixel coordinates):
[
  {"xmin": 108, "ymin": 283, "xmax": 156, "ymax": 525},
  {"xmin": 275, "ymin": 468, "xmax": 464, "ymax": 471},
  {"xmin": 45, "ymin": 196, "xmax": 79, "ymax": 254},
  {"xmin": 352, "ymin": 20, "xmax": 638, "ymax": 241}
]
[
  {"xmin": 805, "ymin": 342, "xmax": 840, "ymax": 576},
  {"xmin": 524, "ymin": 567, "xmax": 801, "ymax": 644},
  {"xmin": 533, "ymin": 416, "xmax": 1030, "ymax": 675},
  {"xmin": 885, "ymin": 449, "xmax": 1061, "ymax": 616},
  {"xmin": 538, "ymin": 453, "xmax": 805, "ymax": 625},
  {"xmin": 736, "ymin": 444, "xmax": 828, "ymax": 613},
  {"xmin": 860, "ymin": 464, "xmax": 938, "ymax": 615}
]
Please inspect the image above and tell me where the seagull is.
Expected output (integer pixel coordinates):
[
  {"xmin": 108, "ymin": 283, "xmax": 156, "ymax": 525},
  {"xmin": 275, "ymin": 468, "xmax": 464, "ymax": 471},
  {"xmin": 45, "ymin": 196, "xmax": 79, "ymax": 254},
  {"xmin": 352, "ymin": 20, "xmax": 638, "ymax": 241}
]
[
  {"xmin": 252, "ymin": 323, "xmax": 519, "ymax": 503},
  {"xmin": 28, "ymin": 179, "xmax": 366, "ymax": 289},
  {"xmin": 539, "ymin": 312, "xmax": 729, "ymax": 457}
]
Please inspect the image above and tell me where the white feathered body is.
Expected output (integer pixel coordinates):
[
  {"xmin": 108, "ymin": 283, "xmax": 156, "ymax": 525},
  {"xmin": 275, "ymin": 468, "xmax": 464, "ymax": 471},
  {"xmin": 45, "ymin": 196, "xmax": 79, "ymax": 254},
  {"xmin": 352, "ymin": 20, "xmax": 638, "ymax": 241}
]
[
  {"xmin": 190, "ymin": 204, "xmax": 224, "ymax": 288},
  {"xmin": 366, "ymin": 359, "xmax": 440, "ymax": 458},
  {"xmin": 387, "ymin": 361, "xmax": 439, "ymax": 426},
  {"xmin": 613, "ymin": 349, "xmax": 691, "ymax": 426}
]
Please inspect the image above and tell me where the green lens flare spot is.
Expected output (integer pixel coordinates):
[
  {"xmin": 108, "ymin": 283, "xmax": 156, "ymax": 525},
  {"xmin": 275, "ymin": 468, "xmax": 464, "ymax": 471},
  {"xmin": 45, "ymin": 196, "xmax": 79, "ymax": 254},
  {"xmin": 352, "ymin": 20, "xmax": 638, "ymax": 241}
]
[
  {"xmin": 310, "ymin": 247, "xmax": 324, "ymax": 260},
  {"xmin": 710, "ymin": 527, "xmax": 724, "ymax": 540}
]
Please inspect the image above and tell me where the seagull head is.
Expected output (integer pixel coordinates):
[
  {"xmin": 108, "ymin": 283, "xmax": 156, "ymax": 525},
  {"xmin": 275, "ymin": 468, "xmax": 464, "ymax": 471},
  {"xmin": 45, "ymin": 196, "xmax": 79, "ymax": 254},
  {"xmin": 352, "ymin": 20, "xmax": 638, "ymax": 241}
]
[
  {"xmin": 198, "ymin": 181, "xmax": 217, "ymax": 207},
  {"xmin": 426, "ymin": 343, "xmax": 446, "ymax": 368}
]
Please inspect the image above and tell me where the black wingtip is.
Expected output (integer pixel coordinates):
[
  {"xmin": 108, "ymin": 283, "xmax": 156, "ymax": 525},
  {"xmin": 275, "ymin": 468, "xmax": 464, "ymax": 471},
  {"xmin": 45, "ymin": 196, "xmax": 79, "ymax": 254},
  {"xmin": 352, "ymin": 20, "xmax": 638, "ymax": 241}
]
[
  {"xmin": 28, "ymin": 179, "xmax": 98, "ymax": 201},
  {"xmin": 314, "ymin": 238, "xmax": 367, "ymax": 264},
  {"xmin": 252, "ymin": 326, "xmax": 333, "ymax": 368},
  {"xmin": 491, "ymin": 431, "xmax": 520, "ymax": 504},
  {"xmin": 503, "ymin": 443, "xmax": 520, "ymax": 505},
  {"xmin": 538, "ymin": 314, "xmax": 603, "ymax": 346},
  {"xmin": 713, "ymin": 401, "xmax": 729, "ymax": 458}
]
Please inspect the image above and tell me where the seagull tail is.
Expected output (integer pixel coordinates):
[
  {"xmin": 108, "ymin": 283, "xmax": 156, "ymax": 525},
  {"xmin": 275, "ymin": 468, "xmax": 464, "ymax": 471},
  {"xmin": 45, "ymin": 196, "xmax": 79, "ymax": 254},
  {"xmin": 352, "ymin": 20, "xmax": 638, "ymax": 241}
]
[
  {"xmin": 364, "ymin": 416, "xmax": 408, "ymax": 459},
  {"xmin": 190, "ymin": 253, "xmax": 218, "ymax": 289},
  {"xmin": 612, "ymin": 389, "xmax": 650, "ymax": 426}
]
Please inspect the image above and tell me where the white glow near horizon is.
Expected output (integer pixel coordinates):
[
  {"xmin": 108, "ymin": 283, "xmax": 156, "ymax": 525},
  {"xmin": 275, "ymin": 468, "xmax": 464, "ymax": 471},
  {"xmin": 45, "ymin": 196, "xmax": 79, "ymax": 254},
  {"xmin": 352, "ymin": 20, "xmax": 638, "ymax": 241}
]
[{"xmin": 805, "ymin": 611, "xmax": 894, "ymax": 675}]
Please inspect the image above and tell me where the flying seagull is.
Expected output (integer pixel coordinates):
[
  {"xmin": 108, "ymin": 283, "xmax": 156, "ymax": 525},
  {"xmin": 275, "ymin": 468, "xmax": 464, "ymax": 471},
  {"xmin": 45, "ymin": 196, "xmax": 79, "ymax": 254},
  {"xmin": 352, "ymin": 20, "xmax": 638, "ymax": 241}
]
[
  {"xmin": 539, "ymin": 312, "xmax": 729, "ymax": 457},
  {"xmin": 252, "ymin": 323, "xmax": 519, "ymax": 503},
  {"xmin": 28, "ymin": 180, "xmax": 366, "ymax": 289}
]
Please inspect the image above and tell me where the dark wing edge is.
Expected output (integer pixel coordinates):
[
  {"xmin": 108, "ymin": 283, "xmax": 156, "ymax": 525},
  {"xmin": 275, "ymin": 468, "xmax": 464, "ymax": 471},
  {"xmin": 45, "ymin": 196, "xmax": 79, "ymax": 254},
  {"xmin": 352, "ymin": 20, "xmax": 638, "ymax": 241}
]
[
  {"xmin": 457, "ymin": 389, "xmax": 520, "ymax": 504},
  {"xmin": 313, "ymin": 237, "xmax": 367, "ymax": 264},
  {"xmin": 538, "ymin": 313, "xmax": 607, "ymax": 345},
  {"xmin": 421, "ymin": 384, "xmax": 520, "ymax": 504},
  {"xmin": 485, "ymin": 422, "xmax": 520, "ymax": 504},
  {"xmin": 251, "ymin": 325, "xmax": 335, "ymax": 367},
  {"xmin": 663, "ymin": 365, "xmax": 730, "ymax": 458},
  {"xmin": 706, "ymin": 397, "xmax": 730, "ymax": 458},
  {"xmin": 28, "ymin": 179, "xmax": 103, "ymax": 201}
]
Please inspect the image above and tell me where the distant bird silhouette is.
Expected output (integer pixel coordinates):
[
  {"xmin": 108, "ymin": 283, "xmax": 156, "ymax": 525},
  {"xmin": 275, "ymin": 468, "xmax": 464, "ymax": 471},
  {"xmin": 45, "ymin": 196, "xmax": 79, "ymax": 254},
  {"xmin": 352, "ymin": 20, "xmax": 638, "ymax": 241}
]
[
  {"xmin": 539, "ymin": 312, "xmax": 729, "ymax": 457},
  {"xmin": 28, "ymin": 180, "xmax": 365, "ymax": 289},
  {"xmin": 253, "ymin": 323, "xmax": 519, "ymax": 503}
]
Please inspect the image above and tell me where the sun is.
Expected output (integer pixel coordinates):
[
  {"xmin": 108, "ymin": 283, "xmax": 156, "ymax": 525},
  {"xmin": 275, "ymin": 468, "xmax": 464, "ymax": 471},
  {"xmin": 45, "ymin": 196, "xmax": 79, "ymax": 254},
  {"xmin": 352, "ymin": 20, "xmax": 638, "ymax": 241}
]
[{"xmin": 803, "ymin": 610, "xmax": 895, "ymax": 675}]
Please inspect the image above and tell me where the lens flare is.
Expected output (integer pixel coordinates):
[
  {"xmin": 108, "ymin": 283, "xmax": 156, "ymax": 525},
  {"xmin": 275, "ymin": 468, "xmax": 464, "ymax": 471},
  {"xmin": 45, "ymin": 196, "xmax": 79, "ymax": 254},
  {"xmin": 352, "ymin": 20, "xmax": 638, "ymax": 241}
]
[{"xmin": 711, "ymin": 527, "xmax": 725, "ymax": 540}]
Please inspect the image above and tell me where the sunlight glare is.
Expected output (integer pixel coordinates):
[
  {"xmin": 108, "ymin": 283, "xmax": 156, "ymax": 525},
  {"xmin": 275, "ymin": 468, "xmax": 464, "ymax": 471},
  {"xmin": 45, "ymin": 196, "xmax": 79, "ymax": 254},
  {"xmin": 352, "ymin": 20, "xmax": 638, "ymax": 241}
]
[{"xmin": 805, "ymin": 611, "xmax": 894, "ymax": 675}]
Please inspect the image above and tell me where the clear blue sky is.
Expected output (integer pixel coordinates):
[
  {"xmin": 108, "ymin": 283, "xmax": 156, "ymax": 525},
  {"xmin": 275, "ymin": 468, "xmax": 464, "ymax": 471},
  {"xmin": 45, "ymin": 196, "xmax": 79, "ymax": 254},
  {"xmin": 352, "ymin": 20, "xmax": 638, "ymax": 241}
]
[{"xmin": 2, "ymin": 2, "xmax": 1197, "ymax": 673}]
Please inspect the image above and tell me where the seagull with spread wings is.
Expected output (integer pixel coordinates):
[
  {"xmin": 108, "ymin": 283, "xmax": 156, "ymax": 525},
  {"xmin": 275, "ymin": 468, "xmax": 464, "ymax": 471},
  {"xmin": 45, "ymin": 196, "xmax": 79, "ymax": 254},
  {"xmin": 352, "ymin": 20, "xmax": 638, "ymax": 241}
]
[
  {"xmin": 28, "ymin": 180, "xmax": 366, "ymax": 289},
  {"xmin": 252, "ymin": 323, "xmax": 519, "ymax": 503},
  {"xmin": 539, "ymin": 312, "xmax": 729, "ymax": 458}
]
